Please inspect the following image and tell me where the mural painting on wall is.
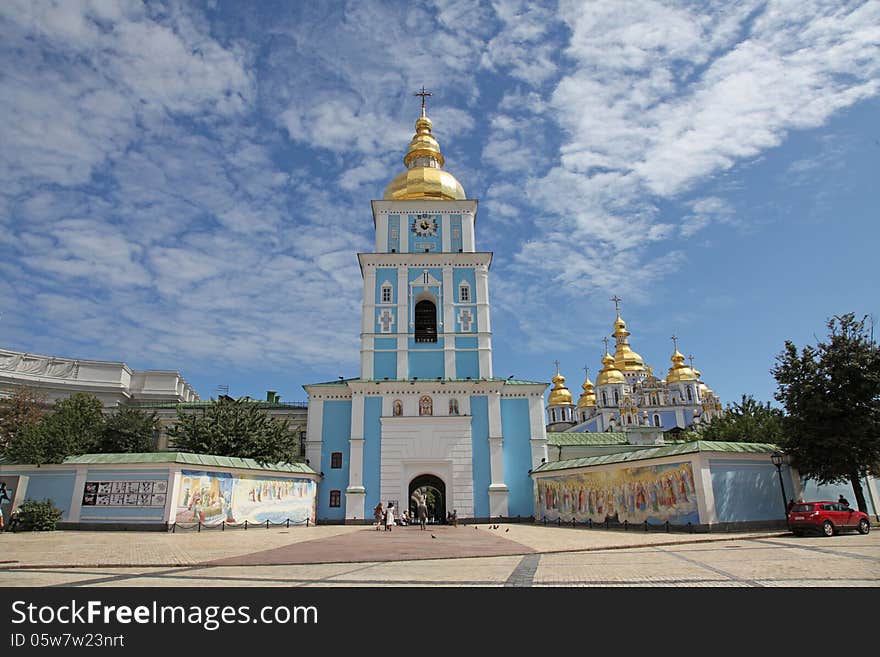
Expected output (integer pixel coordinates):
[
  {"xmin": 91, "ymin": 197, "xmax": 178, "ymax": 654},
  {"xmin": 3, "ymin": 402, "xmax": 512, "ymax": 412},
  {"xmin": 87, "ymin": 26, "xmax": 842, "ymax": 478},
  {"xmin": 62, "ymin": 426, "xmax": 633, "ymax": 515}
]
[
  {"xmin": 536, "ymin": 461, "xmax": 699, "ymax": 525},
  {"xmin": 175, "ymin": 470, "xmax": 316, "ymax": 525},
  {"xmin": 82, "ymin": 480, "xmax": 167, "ymax": 507}
]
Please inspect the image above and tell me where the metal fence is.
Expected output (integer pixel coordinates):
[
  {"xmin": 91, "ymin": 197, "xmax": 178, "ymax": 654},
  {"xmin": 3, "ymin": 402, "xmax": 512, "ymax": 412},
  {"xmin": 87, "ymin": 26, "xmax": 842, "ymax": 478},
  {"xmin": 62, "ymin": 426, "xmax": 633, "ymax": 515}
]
[{"xmin": 170, "ymin": 517, "xmax": 311, "ymax": 532}]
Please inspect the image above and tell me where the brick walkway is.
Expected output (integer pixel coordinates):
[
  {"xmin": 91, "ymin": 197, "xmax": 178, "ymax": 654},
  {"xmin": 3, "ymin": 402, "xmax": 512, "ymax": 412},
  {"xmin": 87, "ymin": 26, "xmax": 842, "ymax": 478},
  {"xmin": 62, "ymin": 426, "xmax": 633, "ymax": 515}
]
[{"xmin": 204, "ymin": 524, "xmax": 536, "ymax": 566}]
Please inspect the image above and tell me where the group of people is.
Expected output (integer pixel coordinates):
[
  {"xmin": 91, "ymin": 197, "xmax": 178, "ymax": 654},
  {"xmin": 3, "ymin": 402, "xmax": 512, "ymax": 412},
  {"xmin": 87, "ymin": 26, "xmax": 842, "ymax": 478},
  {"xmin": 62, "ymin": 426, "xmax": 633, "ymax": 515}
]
[{"xmin": 373, "ymin": 502, "xmax": 414, "ymax": 531}]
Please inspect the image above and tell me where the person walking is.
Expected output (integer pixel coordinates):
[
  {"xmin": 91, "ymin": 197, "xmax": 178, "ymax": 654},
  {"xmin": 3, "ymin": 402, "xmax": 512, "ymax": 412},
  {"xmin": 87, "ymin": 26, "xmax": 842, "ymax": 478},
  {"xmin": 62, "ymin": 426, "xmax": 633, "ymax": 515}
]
[
  {"xmin": 373, "ymin": 502, "xmax": 384, "ymax": 531},
  {"xmin": 384, "ymin": 502, "xmax": 395, "ymax": 531},
  {"xmin": 838, "ymin": 494, "xmax": 850, "ymax": 507}
]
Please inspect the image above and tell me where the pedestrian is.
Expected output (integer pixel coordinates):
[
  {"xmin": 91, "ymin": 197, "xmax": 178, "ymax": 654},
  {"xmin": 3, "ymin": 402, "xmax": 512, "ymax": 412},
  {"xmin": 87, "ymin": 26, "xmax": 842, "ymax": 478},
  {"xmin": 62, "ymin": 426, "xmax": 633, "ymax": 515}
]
[
  {"xmin": 838, "ymin": 494, "xmax": 850, "ymax": 507},
  {"xmin": 373, "ymin": 502, "xmax": 384, "ymax": 531},
  {"xmin": 787, "ymin": 499, "xmax": 795, "ymax": 512},
  {"xmin": 384, "ymin": 502, "xmax": 395, "ymax": 531}
]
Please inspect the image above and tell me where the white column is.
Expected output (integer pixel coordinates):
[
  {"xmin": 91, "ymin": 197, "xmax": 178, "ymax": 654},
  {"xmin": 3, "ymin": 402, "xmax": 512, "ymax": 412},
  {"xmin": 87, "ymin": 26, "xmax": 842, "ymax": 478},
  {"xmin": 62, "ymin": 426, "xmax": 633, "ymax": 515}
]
[
  {"xmin": 164, "ymin": 470, "xmax": 182, "ymax": 525},
  {"xmin": 399, "ymin": 214, "xmax": 410, "ymax": 253},
  {"xmin": 441, "ymin": 213, "xmax": 451, "ymax": 252},
  {"xmin": 487, "ymin": 390, "xmax": 509, "ymax": 517},
  {"xmin": 397, "ymin": 267, "xmax": 408, "ymax": 378},
  {"xmin": 442, "ymin": 265, "xmax": 455, "ymax": 378},
  {"xmin": 361, "ymin": 335, "xmax": 373, "ymax": 380},
  {"xmin": 693, "ymin": 453, "xmax": 717, "ymax": 525},
  {"xmin": 462, "ymin": 214, "xmax": 475, "ymax": 252},
  {"xmin": 375, "ymin": 213, "xmax": 388, "ymax": 252},
  {"xmin": 66, "ymin": 466, "xmax": 89, "ymax": 523},
  {"xmin": 362, "ymin": 267, "xmax": 376, "ymax": 334},
  {"xmin": 346, "ymin": 393, "xmax": 366, "ymax": 521},
  {"xmin": 305, "ymin": 397, "xmax": 324, "ymax": 469},
  {"xmin": 529, "ymin": 395, "xmax": 549, "ymax": 468}
]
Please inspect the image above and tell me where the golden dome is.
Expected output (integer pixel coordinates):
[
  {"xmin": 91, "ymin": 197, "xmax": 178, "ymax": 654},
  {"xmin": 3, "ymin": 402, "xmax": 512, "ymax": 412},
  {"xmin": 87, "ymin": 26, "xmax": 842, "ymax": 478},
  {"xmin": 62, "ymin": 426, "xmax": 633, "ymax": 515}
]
[
  {"xmin": 612, "ymin": 314, "xmax": 646, "ymax": 372},
  {"xmin": 666, "ymin": 348, "xmax": 699, "ymax": 383},
  {"xmin": 577, "ymin": 373, "xmax": 596, "ymax": 408},
  {"xmin": 383, "ymin": 107, "xmax": 465, "ymax": 201},
  {"xmin": 548, "ymin": 369, "xmax": 573, "ymax": 406},
  {"xmin": 596, "ymin": 351, "xmax": 626, "ymax": 386}
]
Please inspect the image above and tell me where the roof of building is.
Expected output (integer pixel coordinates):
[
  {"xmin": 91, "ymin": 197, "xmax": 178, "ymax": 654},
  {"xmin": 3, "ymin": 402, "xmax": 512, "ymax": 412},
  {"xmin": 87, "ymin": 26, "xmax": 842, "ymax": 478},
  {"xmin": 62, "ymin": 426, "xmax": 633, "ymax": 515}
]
[
  {"xmin": 532, "ymin": 440, "xmax": 779, "ymax": 474},
  {"xmin": 2, "ymin": 452, "xmax": 316, "ymax": 475},
  {"xmin": 546, "ymin": 432, "xmax": 629, "ymax": 446},
  {"xmin": 305, "ymin": 377, "xmax": 546, "ymax": 387}
]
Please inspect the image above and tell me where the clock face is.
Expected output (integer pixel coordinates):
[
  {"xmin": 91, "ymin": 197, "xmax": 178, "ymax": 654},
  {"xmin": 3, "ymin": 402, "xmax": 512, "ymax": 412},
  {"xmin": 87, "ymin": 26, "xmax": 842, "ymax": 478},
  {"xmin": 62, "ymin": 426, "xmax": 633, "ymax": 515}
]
[{"xmin": 412, "ymin": 214, "xmax": 438, "ymax": 237}]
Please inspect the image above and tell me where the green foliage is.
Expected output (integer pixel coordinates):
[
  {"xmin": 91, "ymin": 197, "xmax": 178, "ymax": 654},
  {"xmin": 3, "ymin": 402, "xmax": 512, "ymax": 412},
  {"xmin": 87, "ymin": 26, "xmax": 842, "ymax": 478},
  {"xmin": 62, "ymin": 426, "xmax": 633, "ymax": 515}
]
[
  {"xmin": 99, "ymin": 405, "xmax": 158, "ymax": 453},
  {"xmin": 0, "ymin": 386, "xmax": 47, "ymax": 453},
  {"xmin": 692, "ymin": 394, "xmax": 784, "ymax": 443},
  {"xmin": 166, "ymin": 397, "xmax": 299, "ymax": 464},
  {"xmin": 16, "ymin": 498, "xmax": 63, "ymax": 531},
  {"xmin": 772, "ymin": 313, "xmax": 880, "ymax": 512}
]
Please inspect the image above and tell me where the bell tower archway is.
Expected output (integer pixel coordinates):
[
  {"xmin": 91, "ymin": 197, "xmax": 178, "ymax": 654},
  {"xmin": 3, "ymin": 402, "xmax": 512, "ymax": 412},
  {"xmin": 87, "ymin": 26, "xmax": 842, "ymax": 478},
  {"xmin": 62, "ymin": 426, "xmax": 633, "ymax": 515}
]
[{"xmin": 409, "ymin": 474, "xmax": 446, "ymax": 524}]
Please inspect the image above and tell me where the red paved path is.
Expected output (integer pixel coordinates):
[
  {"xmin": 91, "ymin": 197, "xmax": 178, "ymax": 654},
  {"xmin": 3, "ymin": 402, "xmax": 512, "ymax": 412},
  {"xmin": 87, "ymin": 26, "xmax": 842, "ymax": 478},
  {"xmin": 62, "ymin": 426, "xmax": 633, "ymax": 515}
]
[{"xmin": 203, "ymin": 525, "xmax": 536, "ymax": 566}]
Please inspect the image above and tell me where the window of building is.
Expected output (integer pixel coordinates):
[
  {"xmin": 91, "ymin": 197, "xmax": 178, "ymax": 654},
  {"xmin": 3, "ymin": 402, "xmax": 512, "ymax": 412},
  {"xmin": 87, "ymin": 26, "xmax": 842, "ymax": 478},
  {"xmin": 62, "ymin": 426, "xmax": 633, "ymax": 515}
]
[
  {"xmin": 614, "ymin": 390, "xmax": 619, "ymax": 404},
  {"xmin": 329, "ymin": 490, "xmax": 341, "ymax": 507},
  {"xmin": 459, "ymin": 283, "xmax": 470, "ymax": 302},
  {"xmin": 331, "ymin": 452, "xmax": 342, "ymax": 469},
  {"xmin": 415, "ymin": 299, "xmax": 438, "ymax": 342},
  {"xmin": 686, "ymin": 387, "xmax": 693, "ymax": 402},
  {"xmin": 393, "ymin": 400, "xmax": 403, "ymax": 416},
  {"xmin": 601, "ymin": 391, "xmax": 607, "ymax": 406},
  {"xmin": 381, "ymin": 284, "xmax": 393, "ymax": 303},
  {"xmin": 654, "ymin": 414, "xmax": 661, "ymax": 427}
]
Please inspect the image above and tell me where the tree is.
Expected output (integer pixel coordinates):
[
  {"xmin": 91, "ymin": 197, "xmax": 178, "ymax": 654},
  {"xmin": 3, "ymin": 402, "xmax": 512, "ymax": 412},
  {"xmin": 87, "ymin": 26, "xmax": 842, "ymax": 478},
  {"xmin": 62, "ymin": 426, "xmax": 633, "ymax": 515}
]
[
  {"xmin": 772, "ymin": 313, "xmax": 880, "ymax": 513},
  {"xmin": 5, "ymin": 392, "xmax": 105, "ymax": 466},
  {"xmin": 0, "ymin": 386, "xmax": 47, "ymax": 453},
  {"xmin": 166, "ymin": 397, "xmax": 299, "ymax": 464},
  {"xmin": 692, "ymin": 394, "xmax": 784, "ymax": 443},
  {"xmin": 99, "ymin": 405, "xmax": 159, "ymax": 453}
]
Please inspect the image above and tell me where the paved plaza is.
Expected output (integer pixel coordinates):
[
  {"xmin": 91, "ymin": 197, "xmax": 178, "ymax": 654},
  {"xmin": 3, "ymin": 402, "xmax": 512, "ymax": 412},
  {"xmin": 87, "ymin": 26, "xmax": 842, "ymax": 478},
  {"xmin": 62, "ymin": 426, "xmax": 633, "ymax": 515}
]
[{"xmin": 0, "ymin": 523, "xmax": 877, "ymax": 587}]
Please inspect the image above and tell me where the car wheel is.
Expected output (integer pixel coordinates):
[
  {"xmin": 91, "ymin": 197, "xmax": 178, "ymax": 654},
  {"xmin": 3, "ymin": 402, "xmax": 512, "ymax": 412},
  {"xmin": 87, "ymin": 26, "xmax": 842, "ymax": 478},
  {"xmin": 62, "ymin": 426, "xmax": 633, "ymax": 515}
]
[
  {"xmin": 858, "ymin": 519, "xmax": 870, "ymax": 535},
  {"xmin": 822, "ymin": 520, "xmax": 834, "ymax": 537}
]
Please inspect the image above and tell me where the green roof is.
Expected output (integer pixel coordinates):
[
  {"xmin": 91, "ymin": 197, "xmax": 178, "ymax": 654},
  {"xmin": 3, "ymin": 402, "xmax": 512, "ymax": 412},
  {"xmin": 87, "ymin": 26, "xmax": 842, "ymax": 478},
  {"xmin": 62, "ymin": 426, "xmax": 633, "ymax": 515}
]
[
  {"xmin": 46, "ymin": 452, "xmax": 317, "ymax": 475},
  {"xmin": 547, "ymin": 432, "xmax": 629, "ymax": 446},
  {"xmin": 532, "ymin": 441, "xmax": 780, "ymax": 474}
]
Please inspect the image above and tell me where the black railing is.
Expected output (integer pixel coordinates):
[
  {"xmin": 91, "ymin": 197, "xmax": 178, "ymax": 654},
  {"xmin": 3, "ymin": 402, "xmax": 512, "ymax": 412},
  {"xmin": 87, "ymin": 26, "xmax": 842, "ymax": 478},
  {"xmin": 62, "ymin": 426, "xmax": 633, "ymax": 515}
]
[
  {"xmin": 540, "ymin": 516, "xmax": 789, "ymax": 534},
  {"xmin": 170, "ymin": 517, "xmax": 311, "ymax": 532}
]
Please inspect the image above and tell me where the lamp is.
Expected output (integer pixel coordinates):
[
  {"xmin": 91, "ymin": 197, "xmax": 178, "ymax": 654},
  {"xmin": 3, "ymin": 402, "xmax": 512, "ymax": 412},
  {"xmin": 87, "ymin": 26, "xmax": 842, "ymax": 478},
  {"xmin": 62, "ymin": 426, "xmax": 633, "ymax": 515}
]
[{"xmin": 771, "ymin": 451, "xmax": 790, "ymax": 527}]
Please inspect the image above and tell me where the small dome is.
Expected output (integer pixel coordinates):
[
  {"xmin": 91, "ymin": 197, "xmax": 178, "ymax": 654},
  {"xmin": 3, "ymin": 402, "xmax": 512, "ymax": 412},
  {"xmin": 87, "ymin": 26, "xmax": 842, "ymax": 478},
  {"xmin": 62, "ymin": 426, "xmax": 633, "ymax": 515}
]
[
  {"xmin": 577, "ymin": 373, "xmax": 596, "ymax": 408},
  {"xmin": 611, "ymin": 314, "xmax": 645, "ymax": 372},
  {"xmin": 383, "ymin": 108, "xmax": 465, "ymax": 201},
  {"xmin": 548, "ymin": 370, "xmax": 573, "ymax": 406},
  {"xmin": 596, "ymin": 351, "xmax": 626, "ymax": 386},
  {"xmin": 666, "ymin": 348, "xmax": 698, "ymax": 383}
]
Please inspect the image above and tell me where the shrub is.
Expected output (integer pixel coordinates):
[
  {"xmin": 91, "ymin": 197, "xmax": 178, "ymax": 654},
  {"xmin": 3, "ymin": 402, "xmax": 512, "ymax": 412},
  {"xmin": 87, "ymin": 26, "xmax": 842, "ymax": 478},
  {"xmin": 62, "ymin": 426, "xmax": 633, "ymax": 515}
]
[{"xmin": 16, "ymin": 498, "xmax": 63, "ymax": 531}]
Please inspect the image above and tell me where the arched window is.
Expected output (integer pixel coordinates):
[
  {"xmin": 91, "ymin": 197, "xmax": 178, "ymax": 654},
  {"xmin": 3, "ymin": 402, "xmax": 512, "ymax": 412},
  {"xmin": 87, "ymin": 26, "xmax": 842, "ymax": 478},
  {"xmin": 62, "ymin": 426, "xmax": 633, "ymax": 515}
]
[
  {"xmin": 449, "ymin": 398, "xmax": 460, "ymax": 415},
  {"xmin": 627, "ymin": 415, "xmax": 632, "ymax": 425},
  {"xmin": 614, "ymin": 390, "xmax": 619, "ymax": 404},
  {"xmin": 393, "ymin": 400, "xmax": 403, "ymax": 417},
  {"xmin": 415, "ymin": 299, "xmax": 437, "ymax": 343},
  {"xmin": 419, "ymin": 395, "xmax": 433, "ymax": 416},
  {"xmin": 686, "ymin": 387, "xmax": 693, "ymax": 402},
  {"xmin": 654, "ymin": 414, "xmax": 661, "ymax": 427},
  {"xmin": 602, "ymin": 391, "xmax": 607, "ymax": 406}
]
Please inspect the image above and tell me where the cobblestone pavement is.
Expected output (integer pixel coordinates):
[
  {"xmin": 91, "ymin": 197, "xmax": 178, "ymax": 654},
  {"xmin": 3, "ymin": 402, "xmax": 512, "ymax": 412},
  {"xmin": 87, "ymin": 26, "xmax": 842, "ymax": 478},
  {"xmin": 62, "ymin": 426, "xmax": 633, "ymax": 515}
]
[{"xmin": 0, "ymin": 523, "xmax": 877, "ymax": 587}]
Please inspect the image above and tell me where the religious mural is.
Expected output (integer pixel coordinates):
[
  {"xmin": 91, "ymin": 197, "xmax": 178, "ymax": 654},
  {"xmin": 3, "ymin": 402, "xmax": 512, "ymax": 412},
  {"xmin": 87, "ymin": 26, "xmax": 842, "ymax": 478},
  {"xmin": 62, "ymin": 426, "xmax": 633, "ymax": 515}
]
[
  {"xmin": 175, "ymin": 470, "xmax": 316, "ymax": 525},
  {"xmin": 536, "ymin": 461, "xmax": 700, "ymax": 525}
]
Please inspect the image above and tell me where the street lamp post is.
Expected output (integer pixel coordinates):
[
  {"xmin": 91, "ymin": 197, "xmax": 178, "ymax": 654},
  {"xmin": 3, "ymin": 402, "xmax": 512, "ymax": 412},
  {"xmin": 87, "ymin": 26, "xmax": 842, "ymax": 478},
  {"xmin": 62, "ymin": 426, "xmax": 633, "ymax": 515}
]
[{"xmin": 771, "ymin": 451, "xmax": 789, "ymax": 528}]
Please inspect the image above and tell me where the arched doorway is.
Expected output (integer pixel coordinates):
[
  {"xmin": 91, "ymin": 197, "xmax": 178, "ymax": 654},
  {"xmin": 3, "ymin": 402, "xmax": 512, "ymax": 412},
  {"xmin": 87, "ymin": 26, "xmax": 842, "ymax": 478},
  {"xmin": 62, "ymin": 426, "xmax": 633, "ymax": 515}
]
[{"xmin": 409, "ymin": 474, "xmax": 446, "ymax": 525}]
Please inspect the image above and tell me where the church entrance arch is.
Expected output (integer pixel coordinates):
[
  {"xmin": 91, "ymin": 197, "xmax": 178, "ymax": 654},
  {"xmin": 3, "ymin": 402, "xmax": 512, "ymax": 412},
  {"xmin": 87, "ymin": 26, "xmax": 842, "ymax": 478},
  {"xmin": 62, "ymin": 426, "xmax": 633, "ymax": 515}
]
[{"xmin": 409, "ymin": 474, "xmax": 446, "ymax": 525}]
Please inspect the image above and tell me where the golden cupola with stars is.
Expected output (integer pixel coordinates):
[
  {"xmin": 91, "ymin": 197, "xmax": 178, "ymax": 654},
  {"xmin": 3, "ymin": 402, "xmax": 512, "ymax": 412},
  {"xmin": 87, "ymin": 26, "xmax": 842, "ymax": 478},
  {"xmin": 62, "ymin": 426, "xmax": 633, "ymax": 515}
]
[
  {"xmin": 383, "ymin": 90, "xmax": 465, "ymax": 201},
  {"xmin": 577, "ymin": 370, "xmax": 597, "ymax": 408}
]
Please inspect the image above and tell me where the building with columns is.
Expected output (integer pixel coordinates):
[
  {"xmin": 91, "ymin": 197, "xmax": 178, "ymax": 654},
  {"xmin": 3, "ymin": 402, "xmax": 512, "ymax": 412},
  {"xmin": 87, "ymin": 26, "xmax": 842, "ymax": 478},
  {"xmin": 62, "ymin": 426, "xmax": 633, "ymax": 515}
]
[{"xmin": 304, "ymin": 101, "xmax": 548, "ymax": 523}]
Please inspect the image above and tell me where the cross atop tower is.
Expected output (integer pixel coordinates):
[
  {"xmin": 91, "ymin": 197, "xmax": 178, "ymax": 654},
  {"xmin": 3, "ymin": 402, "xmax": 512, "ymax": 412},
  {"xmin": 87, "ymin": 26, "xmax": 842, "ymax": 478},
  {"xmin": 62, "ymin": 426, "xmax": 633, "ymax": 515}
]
[
  {"xmin": 602, "ymin": 336, "xmax": 610, "ymax": 352},
  {"xmin": 583, "ymin": 365, "xmax": 590, "ymax": 379},
  {"xmin": 688, "ymin": 354, "xmax": 695, "ymax": 369},
  {"xmin": 671, "ymin": 334, "xmax": 679, "ymax": 351},
  {"xmin": 414, "ymin": 86, "xmax": 432, "ymax": 113},
  {"xmin": 610, "ymin": 295, "xmax": 622, "ymax": 315},
  {"xmin": 553, "ymin": 359, "xmax": 560, "ymax": 375}
]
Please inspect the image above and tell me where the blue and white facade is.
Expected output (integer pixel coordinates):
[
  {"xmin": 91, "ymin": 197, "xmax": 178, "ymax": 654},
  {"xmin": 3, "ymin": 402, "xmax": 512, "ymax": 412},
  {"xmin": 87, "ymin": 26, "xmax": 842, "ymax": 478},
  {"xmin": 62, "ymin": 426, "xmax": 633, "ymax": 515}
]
[{"xmin": 304, "ymin": 107, "xmax": 548, "ymax": 523}]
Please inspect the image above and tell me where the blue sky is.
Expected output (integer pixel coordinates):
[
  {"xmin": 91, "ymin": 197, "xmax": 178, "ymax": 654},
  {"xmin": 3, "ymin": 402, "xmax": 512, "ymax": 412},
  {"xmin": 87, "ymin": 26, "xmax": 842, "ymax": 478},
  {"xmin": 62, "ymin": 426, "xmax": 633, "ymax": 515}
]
[{"xmin": 1, "ymin": 1, "xmax": 878, "ymax": 408}]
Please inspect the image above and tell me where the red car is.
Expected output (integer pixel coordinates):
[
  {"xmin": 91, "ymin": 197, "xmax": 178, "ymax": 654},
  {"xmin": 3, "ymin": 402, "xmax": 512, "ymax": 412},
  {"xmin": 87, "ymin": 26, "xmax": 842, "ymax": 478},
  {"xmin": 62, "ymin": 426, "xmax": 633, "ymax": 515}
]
[{"xmin": 788, "ymin": 501, "xmax": 871, "ymax": 537}]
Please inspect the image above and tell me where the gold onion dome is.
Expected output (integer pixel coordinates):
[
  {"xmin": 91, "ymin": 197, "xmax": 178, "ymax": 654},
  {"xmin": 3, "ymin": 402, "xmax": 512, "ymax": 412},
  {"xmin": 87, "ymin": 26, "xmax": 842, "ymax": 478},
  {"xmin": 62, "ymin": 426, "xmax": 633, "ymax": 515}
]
[
  {"xmin": 612, "ymin": 314, "xmax": 646, "ymax": 372},
  {"xmin": 666, "ymin": 348, "xmax": 699, "ymax": 383},
  {"xmin": 383, "ymin": 107, "xmax": 466, "ymax": 201},
  {"xmin": 578, "ymin": 374, "xmax": 596, "ymax": 408},
  {"xmin": 596, "ymin": 351, "xmax": 626, "ymax": 386},
  {"xmin": 548, "ymin": 369, "xmax": 573, "ymax": 406}
]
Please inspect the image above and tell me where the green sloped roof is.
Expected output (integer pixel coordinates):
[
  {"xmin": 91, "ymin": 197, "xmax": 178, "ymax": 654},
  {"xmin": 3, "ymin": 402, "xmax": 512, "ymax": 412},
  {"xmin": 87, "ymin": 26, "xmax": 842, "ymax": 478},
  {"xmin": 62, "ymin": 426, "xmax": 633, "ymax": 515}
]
[
  {"xmin": 55, "ymin": 452, "xmax": 317, "ymax": 475},
  {"xmin": 547, "ymin": 432, "xmax": 629, "ymax": 446},
  {"xmin": 532, "ymin": 441, "xmax": 780, "ymax": 474}
]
